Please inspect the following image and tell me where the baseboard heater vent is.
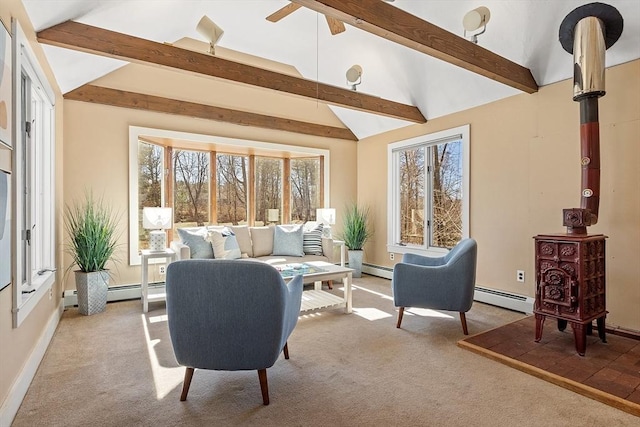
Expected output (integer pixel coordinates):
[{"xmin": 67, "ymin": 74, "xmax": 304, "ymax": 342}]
[
  {"xmin": 474, "ymin": 286, "xmax": 534, "ymax": 314},
  {"xmin": 63, "ymin": 282, "xmax": 164, "ymax": 307}
]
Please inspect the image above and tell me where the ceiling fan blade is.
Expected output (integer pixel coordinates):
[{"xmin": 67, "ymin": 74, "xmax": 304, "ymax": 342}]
[
  {"xmin": 325, "ymin": 16, "xmax": 346, "ymax": 35},
  {"xmin": 266, "ymin": 3, "xmax": 302, "ymax": 22}
]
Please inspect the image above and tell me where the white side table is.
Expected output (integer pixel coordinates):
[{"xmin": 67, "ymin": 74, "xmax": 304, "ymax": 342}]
[
  {"xmin": 332, "ymin": 239, "xmax": 346, "ymax": 267},
  {"xmin": 140, "ymin": 249, "xmax": 176, "ymax": 313}
]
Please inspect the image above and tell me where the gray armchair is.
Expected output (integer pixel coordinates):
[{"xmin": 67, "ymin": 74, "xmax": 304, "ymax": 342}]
[
  {"xmin": 165, "ymin": 259, "xmax": 304, "ymax": 405},
  {"xmin": 392, "ymin": 238, "xmax": 478, "ymax": 335}
]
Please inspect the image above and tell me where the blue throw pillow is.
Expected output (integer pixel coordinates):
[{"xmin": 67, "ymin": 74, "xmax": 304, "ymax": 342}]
[
  {"xmin": 176, "ymin": 227, "xmax": 214, "ymax": 259},
  {"xmin": 272, "ymin": 225, "xmax": 304, "ymax": 257}
]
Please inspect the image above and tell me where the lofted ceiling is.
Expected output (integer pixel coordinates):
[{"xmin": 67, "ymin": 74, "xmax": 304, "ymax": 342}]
[{"xmin": 21, "ymin": 0, "xmax": 640, "ymax": 140}]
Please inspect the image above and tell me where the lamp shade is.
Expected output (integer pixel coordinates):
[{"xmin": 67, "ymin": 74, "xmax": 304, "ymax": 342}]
[
  {"xmin": 267, "ymin": 209, "xmax": 280, "ymax": 222},
  {"xmin": 316, "ymin": 208, "xmax": 336, "ymax": 225},
  {"xmin": 142, "ymin": 207, "xmax": 173, "ymax": 230}
]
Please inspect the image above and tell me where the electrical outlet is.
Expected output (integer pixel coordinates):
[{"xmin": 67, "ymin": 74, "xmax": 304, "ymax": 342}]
[
  {"xmin": 48, "ymin": 287, "xmax": 53, "ymax": 300},
  {"xmin": 159, "ymin": 265, "xmax": 166, "ymax": 275},
  {"xmin": 517, "ymin": 270, "xmax": 525, "ymax": 283},
  {"xmin": 390, "ymin": 253, "xmax": 395, "ymax": 261}
]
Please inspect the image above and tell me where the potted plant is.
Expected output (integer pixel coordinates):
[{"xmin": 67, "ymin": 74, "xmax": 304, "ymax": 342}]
[
  {"xmin": 64, "ymin": 191, "xmax": 121, "ymax": 315},
  {"xmin": 340, "ymin": 203, "xmax": 372, "ymax": 278}
]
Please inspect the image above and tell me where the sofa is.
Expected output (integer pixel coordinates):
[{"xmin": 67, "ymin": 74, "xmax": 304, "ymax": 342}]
[{"xmin": 170, "ymin": 223, "xmax": 337, "ymax": 266}]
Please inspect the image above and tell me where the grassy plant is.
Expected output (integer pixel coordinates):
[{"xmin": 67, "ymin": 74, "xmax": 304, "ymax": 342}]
[
  {"xmin": 340, "ymin": 203, "xmax": 372, "ymax": 250},
  {"xmin": 64, "ymin": 191, "xmax": 121, "ymax": 273}
]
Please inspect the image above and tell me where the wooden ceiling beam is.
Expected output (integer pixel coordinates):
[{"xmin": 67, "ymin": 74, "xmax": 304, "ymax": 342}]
[
  {"xmin": 292, "ymin": 0, "xmax": 539, "ymax": 94},
  {"xmin": 64, "ymin": 85, "xmax": 359, "ymax": 141},
  {"xmin": 38, "ymin": 21, "xmax": 425, "ymax": 123}
]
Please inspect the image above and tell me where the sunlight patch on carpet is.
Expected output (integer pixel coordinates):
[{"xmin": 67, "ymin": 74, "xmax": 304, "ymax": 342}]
[
  {"xmin": 141, "ymin": 314, "xmax": 183, "ymax": 400},
  {"xmin": 148, "ymin": 314, "xmax": 168, "ymax": 323},
  {"xmin": 353, "ymin": 307, "xmax": 393, "ymax": 321},
  {"xmin": 352, "ymin": 284, "xmax": 394, "ymax": 301},
  {"xmin": 405, "ymin": 308, "xmax": 453, "ymax": 319}
]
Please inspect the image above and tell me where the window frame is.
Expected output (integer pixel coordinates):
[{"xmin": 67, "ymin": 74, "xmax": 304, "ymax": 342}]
[
  {"xmin": 129, "ymin": 126, "xmax": 330, "ymax": 265},
  {"xmin": 387, "ymin": 124, "xmax": 470, "ymax": 257},
  {"xmin": 12, "ymin": 20, "xmax": 57, "ymax": 327}
]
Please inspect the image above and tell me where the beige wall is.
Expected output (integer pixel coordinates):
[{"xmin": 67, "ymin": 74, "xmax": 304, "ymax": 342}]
[
  {"xmin": 0, "ymin": 0, "xmax": 65, "ymax": 413},
  {"xmin": 62, "ymin": 62, "xmax": 358, "ymax": 288},
  {"xmin": 358, "ymin": 60, "xmax": 640, "ymax": 332}
]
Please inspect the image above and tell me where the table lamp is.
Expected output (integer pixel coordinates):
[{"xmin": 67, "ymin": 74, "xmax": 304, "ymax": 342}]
[
  {"xmin": 267, "ymin": 209, "xmax": 280, "ymax": 224},
  {"xmin": 316, "ymin": 208, "xmax": 336, "ymax": 238},
  {"xmin": 143, "ymin": 207, "xmax": 173, "ymax": 251}
]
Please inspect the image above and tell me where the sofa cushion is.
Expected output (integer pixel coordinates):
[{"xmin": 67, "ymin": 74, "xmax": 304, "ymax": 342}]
[
  {"xmin": 303, "ymin": 222, "xmax": 324, "ymax": 255},
  {"xmin": 230, "ymin": 225, "xmax": 253, "ymax": 257},
  {"xmin": 207, "ymin": 227, "xmax": 242, "ymax": 260},
  {"xmin": 250, "ymin": 226, "xmax": 274, "ymax": 257},
  {"xmin": 176, "ymin": 227, "xmax": 213, "ymax": 259},
  {"xmin": 272, "ymin": 225, "xmax": 304, "ymax": 257}
]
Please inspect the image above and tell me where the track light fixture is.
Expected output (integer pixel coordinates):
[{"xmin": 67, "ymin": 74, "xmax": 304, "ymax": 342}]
[
  {"xmin": 196, "ymin": 15, "xmax": 224, "ymax": 54},
  {"xmin": 462, "ymin": 6, "xmax": 491, "ymax": 44},
  {"xmin": 346, "ymin": 65, "xmax": 363, "ymax": 91}
]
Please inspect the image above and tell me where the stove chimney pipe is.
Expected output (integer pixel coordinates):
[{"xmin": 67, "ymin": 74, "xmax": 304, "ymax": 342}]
[{"xmin": 558, "ymin": 2, "xmax": 623, "ymax": 234}]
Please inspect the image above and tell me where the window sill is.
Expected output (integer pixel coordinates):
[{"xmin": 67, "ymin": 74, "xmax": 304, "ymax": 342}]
[{"xmin": 14, "ymin": 271, "xmax": 55, "ymax": 327}]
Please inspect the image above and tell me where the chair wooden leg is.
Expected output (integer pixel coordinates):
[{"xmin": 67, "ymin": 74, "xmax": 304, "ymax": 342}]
[
  {"xmin": 283, "ymin": 342, "xmax": 289, "ymax": 359},
  {"xmin": 258, "ymin": 369, "xmax": 269, "ymax": 405},
  {"xmin": 327, "ymin": 280, "xmax": 333, "ymax": 290},
  {"xmin": 460, "ymin": 312, "xmax": 469, "ymax": 335},
  {"xmin": 396, "ymin": 307, "xmax": 404, "ymax": 328},
  {"xmin": 180, "ymin": 367, "xmax": 195, "ymax": 401}
]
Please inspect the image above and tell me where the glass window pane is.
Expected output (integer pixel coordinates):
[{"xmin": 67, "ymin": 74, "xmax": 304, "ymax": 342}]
[
  {"xmin": 290, "ymin": 158, "xmax": 320, "ymax": 223},
  {"xmin": 399, "ymin": 147, "xmax": 425, "ymax": 245},
  {"xmin": 216, "ymin": 154, "xmax": 248, "ymax": 225},
  {"xmin": 173, "ymin": 149, "xmax": 210, "ymax": 227},
  {"xmin": 138, "ymin": 142, "xmax": 163, "ymax": 250},
  {"xmin": 255, "ymin": 157, "xmax": 282, "ymax": 225},
  {"xmin": 430, "ymin": 140, "xmax": 463, "ymax": 249}
]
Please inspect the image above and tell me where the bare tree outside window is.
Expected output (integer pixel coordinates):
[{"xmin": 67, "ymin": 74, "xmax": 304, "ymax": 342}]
[
  {"xmin": 173, "ymin": 149, "xmax": 210, "ymax": 227},
  {"xmin": 399, "ymin": 147, "xmax": 425, "ymax": 245},
  {"xmin": 255, "ymin": 157, "xmax": 282, "ymax": 224},
  {"xmin": 138, "ymin": 142, "xmax": 163, "ymax": 249},
  {"xmin": 398, "ymin": 140, "xmax": 462, "ymax": 249},
  {"xmin": 291, "ymin": 158, "xmax": 320, "ymax": 223},
  {"xmin": 216, "ymin": 154, "xmax": 248, "ymax": 224},
  {"xmin": 431, "ymin": 141, "xmax": 463, "ymax": 248}
]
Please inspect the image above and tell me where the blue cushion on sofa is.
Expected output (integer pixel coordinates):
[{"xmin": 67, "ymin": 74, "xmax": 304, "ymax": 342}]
[
  {"xmin": 177, "ymin": 227, "xmax": 213, "ymax": 259},
  {"xmin": 272, "ymin": 225, "xmax": 304, "ymax": 257}
]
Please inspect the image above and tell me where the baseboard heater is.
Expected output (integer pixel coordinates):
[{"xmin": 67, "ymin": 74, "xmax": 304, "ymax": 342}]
[
  {"xmin": 63, "ymin": 282, "xmax": 164, "ymax": 307},
  {"xmin": 362, "ymin": 263, "xmax": 534, "ymax": 314}
]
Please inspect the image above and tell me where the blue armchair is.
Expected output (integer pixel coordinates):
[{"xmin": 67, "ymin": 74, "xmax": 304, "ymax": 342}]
[
  {"xmin": 392, "ymin": 238, "xmax": 477, "ymax": 335},
  {"xmin": 165, "ymin": 259, "xmax": 304, "ymax": 405}
]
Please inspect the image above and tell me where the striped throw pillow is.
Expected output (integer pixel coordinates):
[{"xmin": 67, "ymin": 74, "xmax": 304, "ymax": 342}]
[{"xmin": 303, "ymin": 223, "xmax": 324, "ymax": 255}]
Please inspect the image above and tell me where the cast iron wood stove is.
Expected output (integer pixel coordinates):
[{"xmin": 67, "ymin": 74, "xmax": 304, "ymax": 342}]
[{"xmin": 534, "ymin": 3, "xmax": 623, "ymax": 356}]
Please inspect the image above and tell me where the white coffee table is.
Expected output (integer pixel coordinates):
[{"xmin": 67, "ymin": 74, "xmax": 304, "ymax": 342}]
[{"xmin": 278, "ymin": 261, "xmax": 353, "ymax": 314}]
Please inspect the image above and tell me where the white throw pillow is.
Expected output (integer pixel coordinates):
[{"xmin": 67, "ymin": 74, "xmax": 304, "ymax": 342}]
[{"xmin": 207, "ymin": 227, "xmax": 242, "ymax": 260}]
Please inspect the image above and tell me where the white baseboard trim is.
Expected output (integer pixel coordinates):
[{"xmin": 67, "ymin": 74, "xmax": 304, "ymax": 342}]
[
  {"xmin": 0, "ymin": 299, "xmax": 64, "ymax": 426},
  {"xmin": 362, "ymin": 263, "xmax": 534, "ymax": 314},
  {"xmin": 63, "ymin": 282, "xmax": 161, "ymax": 307}
]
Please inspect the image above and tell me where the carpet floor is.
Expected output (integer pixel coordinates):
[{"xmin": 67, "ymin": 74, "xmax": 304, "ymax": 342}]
[
  {"xmin": 12, "ymin": 276, "xmax": 640, "ymax": 426},
  {"xmin": 458, "ymin": 316, "xmax": 640, "ymax": 417}
]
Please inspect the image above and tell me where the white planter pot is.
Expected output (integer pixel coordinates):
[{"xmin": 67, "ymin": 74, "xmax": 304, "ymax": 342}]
[
  {"xmin": 75, "ymin": 270, "xmax": 109, "ymax": 315},
  {"xmin": 348, "ymin": 250, "xmax": 363, "ymax": 278}
]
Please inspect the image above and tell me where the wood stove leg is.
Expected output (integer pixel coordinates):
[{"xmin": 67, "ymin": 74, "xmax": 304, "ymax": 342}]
[
  {"xmin": 557, "ymin": 319, "xmax": 567, "ymax": 332},
  {"xmin": 597, "ymin": 316, "xmax": 607, "ymax": 343},
  {"xmin": 534, "ymin": 313, "xmax": 545, "ymax": 342},
  {"xmin": 570, "ymin": 322, "xmax": 587, "ymax": 356}
]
